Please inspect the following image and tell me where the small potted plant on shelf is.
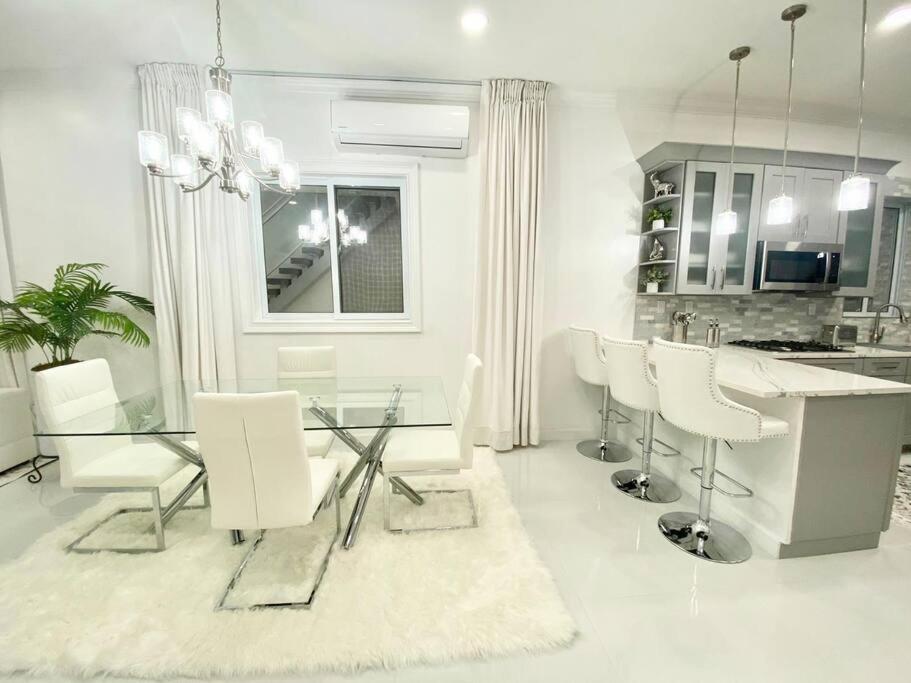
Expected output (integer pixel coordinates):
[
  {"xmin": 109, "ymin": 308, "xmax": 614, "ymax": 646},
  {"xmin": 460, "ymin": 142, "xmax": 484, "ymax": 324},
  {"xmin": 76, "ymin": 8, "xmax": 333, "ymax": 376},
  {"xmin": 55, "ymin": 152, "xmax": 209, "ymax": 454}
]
[
  {"xmin": 0, "ymin": 263, "xmax": 155, "ymax": 372},
  {"xmin": 641, "ymin": 266, "xmax": 669, "ymax": 294},
  {"xmin": 646, "ymin": 207, "xmax": 673, "ymax": 230}
]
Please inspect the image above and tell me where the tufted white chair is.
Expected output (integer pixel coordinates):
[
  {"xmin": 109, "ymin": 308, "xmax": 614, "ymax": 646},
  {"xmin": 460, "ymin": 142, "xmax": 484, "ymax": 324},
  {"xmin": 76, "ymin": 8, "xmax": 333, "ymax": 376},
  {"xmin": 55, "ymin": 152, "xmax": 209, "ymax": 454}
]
[
  {"xmin": 276, "ymin": 346, "xmax": 336, "ymax": 457},
  {"xmin": 568, "ymin": 325, "xmax": 632, "ymax": 463},
  {"xmin": 380, "ymin": 354, "xmax": 482, "ymax": 532},
  {"xmin": 34, "ymin": 359, "xmax": 195, "ymax": 552},
  {"xmin": 602, "ymin": 336, "xmax": 680, "ymax": 504},
  {"xmin": 652, "ymin": 339, "xmax": 789, "ymax": 564},
  {"xmin": 194, "ymin": 390, "xmax": 340, "ymax": 610}
]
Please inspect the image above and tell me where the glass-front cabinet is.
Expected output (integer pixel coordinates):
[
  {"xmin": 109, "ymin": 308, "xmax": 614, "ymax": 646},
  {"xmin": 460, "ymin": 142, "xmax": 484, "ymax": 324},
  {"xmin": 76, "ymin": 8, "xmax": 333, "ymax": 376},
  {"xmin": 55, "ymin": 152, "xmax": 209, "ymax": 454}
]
[
  {"xmin": 837, "ymin": 174, "xmax": 887, "ymax": 297},
  {"xmin": 677, "ymin": 161, "xmax": 763, "ymax": 295}
]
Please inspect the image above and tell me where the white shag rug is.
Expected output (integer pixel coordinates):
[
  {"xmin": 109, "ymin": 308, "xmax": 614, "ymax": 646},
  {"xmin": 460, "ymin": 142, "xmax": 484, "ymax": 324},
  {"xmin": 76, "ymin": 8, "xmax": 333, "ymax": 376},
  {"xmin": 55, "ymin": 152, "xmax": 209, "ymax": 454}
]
[{"xmin": 0, "ymin": 449, "xmax": 576, "ymax": 677}]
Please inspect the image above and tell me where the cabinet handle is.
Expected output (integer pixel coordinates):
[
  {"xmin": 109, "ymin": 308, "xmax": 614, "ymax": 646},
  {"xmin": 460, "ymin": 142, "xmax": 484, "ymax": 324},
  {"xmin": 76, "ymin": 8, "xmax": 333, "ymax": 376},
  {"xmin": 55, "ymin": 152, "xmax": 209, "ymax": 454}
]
[{"xmin": 710, "ymin": 267, "xmax": 717, "ymax": 289}]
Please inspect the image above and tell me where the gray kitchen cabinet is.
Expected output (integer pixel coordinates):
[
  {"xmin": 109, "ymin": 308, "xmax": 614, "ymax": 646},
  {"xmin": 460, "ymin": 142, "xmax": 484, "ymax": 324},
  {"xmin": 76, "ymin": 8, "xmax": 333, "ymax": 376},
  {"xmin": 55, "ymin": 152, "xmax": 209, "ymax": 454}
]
[
  {"xmin": 758, "ymin": 166, "xmax": 843, "ymax": 243},
  {"xmin": 862, "ymin": 357, "xmax": 908, "ymax": 378},
  {"xmin": 677, "ymin": 161, "xmax": 763, "ymax": 296},
  {"xmin": 836, "ymin": 174, "xmax": 887, "ymax": 297},
  {"xmin": 784, "ymin": 357, "xmax": 864, "ymax": 374}
]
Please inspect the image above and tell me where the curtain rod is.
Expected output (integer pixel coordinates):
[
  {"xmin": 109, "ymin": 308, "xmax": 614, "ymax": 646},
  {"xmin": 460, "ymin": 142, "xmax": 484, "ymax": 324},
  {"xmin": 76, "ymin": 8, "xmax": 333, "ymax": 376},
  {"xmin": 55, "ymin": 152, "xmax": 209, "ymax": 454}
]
[{"xmin": 229, "ymin": 69, "xmax": 482, "ymax": 87}]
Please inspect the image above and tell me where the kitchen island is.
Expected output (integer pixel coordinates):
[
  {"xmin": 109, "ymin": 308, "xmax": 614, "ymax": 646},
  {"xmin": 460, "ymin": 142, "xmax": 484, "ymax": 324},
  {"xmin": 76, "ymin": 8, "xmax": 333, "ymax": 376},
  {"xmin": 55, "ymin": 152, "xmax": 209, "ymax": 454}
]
[{"xmin": 617, "ymin": 346, "xmax": 911, "ymax": 558}]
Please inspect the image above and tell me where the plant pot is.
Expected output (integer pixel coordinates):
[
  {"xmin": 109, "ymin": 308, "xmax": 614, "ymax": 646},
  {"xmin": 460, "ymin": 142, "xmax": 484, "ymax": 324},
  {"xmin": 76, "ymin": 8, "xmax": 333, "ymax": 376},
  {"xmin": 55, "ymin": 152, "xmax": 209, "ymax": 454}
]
[
  {"xmin": 646, "ymin": 282, "xmax": 660, "ymax": 294},
  {"xmin": 651, "ymin": 219, "xmax": 665, "ymax": 230},
  {"xmin": 31, "ymin": 359, "xmax": 81, "ymax": 373}
]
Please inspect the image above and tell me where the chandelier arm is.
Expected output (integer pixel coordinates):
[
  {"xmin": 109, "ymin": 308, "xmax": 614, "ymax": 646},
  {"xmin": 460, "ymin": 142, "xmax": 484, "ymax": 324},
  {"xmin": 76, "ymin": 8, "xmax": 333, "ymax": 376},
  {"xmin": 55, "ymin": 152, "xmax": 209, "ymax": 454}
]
[
  {"xmin": 246, "ymin": 170, "xmax": 294, "ymax": 195},
  {"xmin": 179, "ymin": 171, "xmax": 220, "ymax": 193},
  {"xmin": 150, "ymin": 165, "xmax": 206, "ymax": 180}
]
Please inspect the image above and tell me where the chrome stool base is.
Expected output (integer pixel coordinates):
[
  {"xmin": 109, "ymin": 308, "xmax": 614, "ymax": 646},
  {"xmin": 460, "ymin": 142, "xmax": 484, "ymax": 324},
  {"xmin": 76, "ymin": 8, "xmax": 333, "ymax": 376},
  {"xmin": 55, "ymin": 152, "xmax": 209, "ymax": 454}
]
[
  {"xmin": 611, "ymin": 469, "xmax": 680, "ymax": 503},
  {"xmin": 658, "ymin": 511, "xmax": 752, "ymax": 564},
  {"xmin": 576, "ymin": 439, "xmax": 632, "ymax": 463}
]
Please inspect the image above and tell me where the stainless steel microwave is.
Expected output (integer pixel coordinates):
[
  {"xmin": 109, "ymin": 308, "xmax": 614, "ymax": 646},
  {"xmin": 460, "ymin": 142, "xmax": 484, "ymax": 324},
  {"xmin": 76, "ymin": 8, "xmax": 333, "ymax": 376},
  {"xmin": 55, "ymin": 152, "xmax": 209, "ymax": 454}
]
[{"xmin": 752, "ymin": 241, "xmax": 842, "ymax": 292}]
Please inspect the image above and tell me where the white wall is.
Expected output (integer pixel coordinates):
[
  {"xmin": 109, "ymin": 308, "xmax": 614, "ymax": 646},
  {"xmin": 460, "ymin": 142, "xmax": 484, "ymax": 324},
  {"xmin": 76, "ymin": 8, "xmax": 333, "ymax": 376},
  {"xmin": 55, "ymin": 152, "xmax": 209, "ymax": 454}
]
[
  {"xmin": 0, "ymin": 68, "xmax": 158, "ymax": 398},
  {"xmin": 229, "ymin": 76, "xmax": 478, "ymax": 408}
]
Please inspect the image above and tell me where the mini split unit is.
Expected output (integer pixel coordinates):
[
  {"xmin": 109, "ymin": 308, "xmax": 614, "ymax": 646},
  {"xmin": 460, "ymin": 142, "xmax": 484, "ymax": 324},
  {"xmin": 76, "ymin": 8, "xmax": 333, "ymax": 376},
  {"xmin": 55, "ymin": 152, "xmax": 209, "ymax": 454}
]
[{"xmin": 330, "ymin": 100, "xmax": 470, "ymax": 158}]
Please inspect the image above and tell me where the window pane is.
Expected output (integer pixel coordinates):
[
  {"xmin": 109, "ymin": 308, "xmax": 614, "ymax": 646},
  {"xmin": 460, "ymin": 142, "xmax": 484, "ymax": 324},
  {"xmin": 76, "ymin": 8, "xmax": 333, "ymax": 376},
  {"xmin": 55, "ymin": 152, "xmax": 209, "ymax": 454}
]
[
  {"xmin": 261, "ymin": 186, "xmax": 334, "ymax": 313},
  {"xmin": 723, "ymin": 172, "xmax": 755, "ymax": 287},
  {"xmin": 687, "ymin": 171, "xmax": 715, "ymax": 285},
  {"xmin": 842, "ymin": 297, "xmax": 864, "ymax": 313},
  {"xmin": 335, "ymin": 186, "xmax": 404, "ymax": 314}
]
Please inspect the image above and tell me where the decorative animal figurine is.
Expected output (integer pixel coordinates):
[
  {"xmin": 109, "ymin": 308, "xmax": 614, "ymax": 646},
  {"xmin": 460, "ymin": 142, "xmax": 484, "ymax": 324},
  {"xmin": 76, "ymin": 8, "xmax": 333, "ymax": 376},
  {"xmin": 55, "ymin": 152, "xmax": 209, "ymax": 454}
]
[{"xmin": 649, "ymin": 172, "xmax": 674, "ymax": 198}]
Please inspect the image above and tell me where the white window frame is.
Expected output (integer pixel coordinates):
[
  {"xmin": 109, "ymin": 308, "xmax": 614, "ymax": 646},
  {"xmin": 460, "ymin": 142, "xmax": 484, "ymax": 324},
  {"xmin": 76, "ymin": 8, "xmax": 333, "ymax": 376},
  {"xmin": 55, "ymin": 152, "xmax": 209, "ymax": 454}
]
[
  {"xmin": 842, "ymin": 204, "xmax": 906, "ymax": 318},
  {"xmin": 239, "ymin": 160, "xmax": 422, "ymax": 333}
]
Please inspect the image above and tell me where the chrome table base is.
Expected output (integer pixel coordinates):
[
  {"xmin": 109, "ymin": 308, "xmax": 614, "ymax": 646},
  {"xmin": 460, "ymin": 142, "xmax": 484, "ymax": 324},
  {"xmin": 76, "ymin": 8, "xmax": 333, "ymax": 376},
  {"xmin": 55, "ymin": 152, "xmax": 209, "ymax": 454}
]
[
  {"xmin": 611, "ymin": 469, "xmax": 681, "ymax": 503},
  {"xmin": 658, "ymin": 511, "xmax": 752, "ymax": 564},
  {"xmin": 577, "ymin": 439, "xmax": 633, "ymax": 463}
]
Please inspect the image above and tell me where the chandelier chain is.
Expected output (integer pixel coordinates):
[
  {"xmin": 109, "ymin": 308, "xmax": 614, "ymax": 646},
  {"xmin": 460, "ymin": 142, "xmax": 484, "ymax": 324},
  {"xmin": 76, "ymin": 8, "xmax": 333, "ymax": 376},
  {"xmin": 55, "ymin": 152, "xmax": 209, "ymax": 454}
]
[
  {"xmin": 853, "ymin": 0, "xmax": 867, "ymax": 177},
  {"xmin": 214, "ymin": 0, "xmax": 225, "ymax": 67}
]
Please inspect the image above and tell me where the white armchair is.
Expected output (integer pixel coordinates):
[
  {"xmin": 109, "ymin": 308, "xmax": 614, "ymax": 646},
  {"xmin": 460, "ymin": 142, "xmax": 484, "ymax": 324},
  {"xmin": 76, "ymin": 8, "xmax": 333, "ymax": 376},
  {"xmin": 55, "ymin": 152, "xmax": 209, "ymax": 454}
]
[
  {"xmin": 0, "ymin": 387, "xmax": 37, "ymax": 474},
  {"xmin": 381, "ymin": 354, "xmax": 483, "ymax": 532},
  {"xmin": 277, "ymin": 346, "xmax": 336, "ymax": 458},
  {"xmin": 33, "ymin": 359, "xmax": 196, "ymax": 553},
  {"xmin": 194, "ymin": 390, "xmax": 340, "ymax": 610}
]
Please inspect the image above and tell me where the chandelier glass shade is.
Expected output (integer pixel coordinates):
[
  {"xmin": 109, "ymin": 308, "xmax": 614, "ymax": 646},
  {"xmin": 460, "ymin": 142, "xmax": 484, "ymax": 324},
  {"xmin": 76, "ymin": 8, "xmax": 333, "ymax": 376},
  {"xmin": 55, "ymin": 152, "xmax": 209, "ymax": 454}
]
[
  {"xmin": 297, "ymin": 209, "xmax": 368, "ymax": 247},
  {"xmin": 137, "ymin": 0, "xmax": 299, "ymax": 201}
]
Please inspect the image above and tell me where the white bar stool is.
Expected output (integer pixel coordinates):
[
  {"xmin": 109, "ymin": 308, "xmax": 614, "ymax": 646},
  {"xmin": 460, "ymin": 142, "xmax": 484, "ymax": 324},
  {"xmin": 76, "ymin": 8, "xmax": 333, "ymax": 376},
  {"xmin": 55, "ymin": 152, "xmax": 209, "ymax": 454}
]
[
  {"xmin": 652, "ymin": 339, "xmax": 789, "ymax": 564},
  {"xmin": 602, "ymin": 337, "xmax": 680, "ymax": 503},
  {"xmin": 568, "ymin": 326, "xmax": 632, "ymax": 463}
]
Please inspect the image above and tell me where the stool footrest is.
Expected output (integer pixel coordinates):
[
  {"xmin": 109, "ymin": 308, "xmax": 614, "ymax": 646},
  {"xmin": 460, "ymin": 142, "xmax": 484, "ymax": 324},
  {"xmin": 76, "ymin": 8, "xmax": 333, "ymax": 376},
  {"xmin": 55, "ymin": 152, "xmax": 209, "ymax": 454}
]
[
  {"xmin": 689, "ymin": 467, "xmax": 753, "ymax": 498},
  {"xmin": 636, "ymin": 436, "xmax": 680, "ymax": 457},
  {"xmin": 604, "ymin": 408, "xmax": 631, "ymax": 425}
]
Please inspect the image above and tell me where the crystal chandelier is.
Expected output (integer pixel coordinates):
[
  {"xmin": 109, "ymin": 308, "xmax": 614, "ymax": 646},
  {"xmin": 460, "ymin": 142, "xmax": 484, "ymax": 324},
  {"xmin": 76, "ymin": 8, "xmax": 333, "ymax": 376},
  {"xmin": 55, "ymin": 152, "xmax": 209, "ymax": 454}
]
[
  {"xmin": 136, "ymin": 0, "xmax": 300, "ymax": 200},
  {"xmin": 298, "ymin": 210, "xmax": 368, "ymax": 247}
]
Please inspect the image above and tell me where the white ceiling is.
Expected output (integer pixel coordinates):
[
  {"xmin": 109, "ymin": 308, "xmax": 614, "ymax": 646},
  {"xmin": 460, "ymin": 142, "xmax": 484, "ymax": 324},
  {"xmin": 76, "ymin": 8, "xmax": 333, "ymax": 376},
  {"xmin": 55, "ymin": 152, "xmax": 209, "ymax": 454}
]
[{"xmin": 1, "ymin": 0, "xmax": 910, "ymax": 130}]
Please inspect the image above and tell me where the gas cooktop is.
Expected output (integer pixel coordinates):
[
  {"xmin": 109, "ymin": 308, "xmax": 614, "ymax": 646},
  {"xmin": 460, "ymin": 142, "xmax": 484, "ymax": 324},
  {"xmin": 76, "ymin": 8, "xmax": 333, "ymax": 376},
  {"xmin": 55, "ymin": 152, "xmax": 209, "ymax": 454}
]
[{"xmin": 727, "ymin": 339, "xmax": 848, "ymax": 353}]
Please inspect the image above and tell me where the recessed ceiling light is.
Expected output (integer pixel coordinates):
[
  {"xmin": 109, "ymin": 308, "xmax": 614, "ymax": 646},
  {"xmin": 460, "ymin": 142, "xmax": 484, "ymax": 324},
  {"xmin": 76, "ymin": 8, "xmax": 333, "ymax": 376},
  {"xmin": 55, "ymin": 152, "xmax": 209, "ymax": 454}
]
[
  {"xmin": 461, "ymin": 9, "xmax": 488, "ymax": 34},
  {"xmin": 878, "ymin": 4, "xmax": 911, "ymax": 31}
]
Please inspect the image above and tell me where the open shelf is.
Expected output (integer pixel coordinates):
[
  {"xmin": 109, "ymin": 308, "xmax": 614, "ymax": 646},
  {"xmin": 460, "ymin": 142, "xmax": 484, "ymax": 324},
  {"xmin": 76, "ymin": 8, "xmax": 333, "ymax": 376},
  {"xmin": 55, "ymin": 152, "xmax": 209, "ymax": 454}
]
[
  {"xmin": 638, "ymin": 260, "xmax": 676, "ymax": 267},
  {"xmin": 640, "ymin": 227, "xmax": 680, "ymax": 237},
  {"xmin": 642, "ymin": 194, "xmax": 682, "ymax": 207}
]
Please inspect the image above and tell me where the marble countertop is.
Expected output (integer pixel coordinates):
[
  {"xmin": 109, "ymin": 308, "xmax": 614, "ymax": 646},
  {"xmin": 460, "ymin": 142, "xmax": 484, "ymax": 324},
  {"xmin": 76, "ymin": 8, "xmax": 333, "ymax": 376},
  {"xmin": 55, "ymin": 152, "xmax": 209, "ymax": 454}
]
[
  {"xmin": 737, "ymin": 345, "xmax": 911, "ymax": 360},
  {"xmin": 713, "ymin": 348, "xmax": 911, "ymax": 398}
]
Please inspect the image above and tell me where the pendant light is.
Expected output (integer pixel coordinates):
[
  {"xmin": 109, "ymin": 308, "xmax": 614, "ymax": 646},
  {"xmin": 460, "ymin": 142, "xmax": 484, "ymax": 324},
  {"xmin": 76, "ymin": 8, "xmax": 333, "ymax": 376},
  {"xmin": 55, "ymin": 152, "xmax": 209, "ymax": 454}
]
[
  {"xmin": 717, "ymin": 46, "xmax": 750, "ymax": 236},
  {"xmin": 838, "ymin": 0, "xmax": 871, "ymax": 211},
  {"xmin": 767, "ymin": 4, "xmax": 807, "ymax": 226}
]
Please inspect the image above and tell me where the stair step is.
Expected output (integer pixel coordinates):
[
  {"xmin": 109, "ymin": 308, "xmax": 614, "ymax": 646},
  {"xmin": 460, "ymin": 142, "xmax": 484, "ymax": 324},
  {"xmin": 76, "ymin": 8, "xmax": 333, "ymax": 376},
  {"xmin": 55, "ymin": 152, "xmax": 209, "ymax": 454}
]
[
  {"xmin": 290, "ymin": 257, "xmax": 314, "ymax": 268},
  {"xmin": 300, "ymin": 247, "xmax": 325, "ymax": 258},
  {"xmin": 279, "ymin": 267, "xmax": 303, "ymax": 277},
  {"xmin": 267, "ymin": 277, "xmax": 291, "ymax": 286}
]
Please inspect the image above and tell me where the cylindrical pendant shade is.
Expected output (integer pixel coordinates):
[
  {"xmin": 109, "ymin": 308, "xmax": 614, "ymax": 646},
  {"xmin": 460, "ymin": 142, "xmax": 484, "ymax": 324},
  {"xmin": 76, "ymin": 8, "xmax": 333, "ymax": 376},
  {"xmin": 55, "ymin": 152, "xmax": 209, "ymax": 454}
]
[
  {"xmin": 205, "ymin": 89, "xmax": 235, "ymax": 130},
  {"xmin": 767, "ymin": 194, "xmax": 795, "ymax": 225},
  {"xmin": 278, "ymin": 161, "xmax": 301, "ymax": 191},
  {"xmin": 259, "ymin": 137, "xmax": 284, "ymax": 173},
  {"xmin": 170, "ymin": 154, "xmax": 194, "ymax": 185},
  {"xmin": 191, "ymin": 121, "xmax": 220, "ymax": 162},
  {"xmin": 837, "ymin": 175, "xmax": 870, "ymax": 211},
  {"xmin": 235, "ymin": 170, "xmax": 253, "ymax": 195},
  {"xmin": 138, "ymin": 131, "xmax": 170, "ymax": 171},
  {"xmin": 240, "ymin": 121, "xmax": 265, "ymax": 155},
  {"xmin": 176, "ymin": 107, "xmax": 201, "ymax": 142}
]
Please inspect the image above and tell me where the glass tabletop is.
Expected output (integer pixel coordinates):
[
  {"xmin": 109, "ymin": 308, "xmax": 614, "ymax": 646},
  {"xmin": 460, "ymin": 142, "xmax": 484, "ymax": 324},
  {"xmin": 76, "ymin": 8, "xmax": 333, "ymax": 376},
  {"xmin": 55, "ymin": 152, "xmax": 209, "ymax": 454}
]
[{"xmin": 35, "ymin": 376, "xmax": 451, "ymax": 437}]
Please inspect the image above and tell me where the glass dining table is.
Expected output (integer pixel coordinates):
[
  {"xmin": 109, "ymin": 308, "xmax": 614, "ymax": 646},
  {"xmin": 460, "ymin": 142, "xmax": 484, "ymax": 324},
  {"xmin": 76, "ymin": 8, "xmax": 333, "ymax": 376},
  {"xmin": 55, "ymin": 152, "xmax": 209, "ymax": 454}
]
[{"xmin": 34, "ymin": 376, "xmax": 451, "ymax": 549}]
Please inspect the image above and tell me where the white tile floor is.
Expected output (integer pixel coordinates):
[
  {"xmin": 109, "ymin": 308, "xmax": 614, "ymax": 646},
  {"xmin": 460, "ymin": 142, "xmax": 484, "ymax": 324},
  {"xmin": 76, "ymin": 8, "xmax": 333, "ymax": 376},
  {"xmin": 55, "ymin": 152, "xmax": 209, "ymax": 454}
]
[{"xmin": 2, "ymin": 443, "xmax": 910, "ymax": 682}]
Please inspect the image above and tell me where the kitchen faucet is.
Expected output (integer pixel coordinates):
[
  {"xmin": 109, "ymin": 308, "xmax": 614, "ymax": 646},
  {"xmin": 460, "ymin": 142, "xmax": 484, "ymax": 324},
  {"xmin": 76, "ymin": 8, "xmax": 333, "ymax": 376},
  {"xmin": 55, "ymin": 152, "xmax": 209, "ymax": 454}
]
[{"xmin": 869, "ymin": 303, "xmax": 907, "ymax": 344}]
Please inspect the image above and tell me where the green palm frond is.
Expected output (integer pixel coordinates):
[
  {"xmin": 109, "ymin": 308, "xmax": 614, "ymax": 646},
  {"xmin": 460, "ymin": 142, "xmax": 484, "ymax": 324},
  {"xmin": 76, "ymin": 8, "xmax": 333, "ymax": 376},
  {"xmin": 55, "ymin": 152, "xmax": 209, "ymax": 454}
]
[{"xmin": 0, "ymin": 262, "xmax": 155, "ymax": 366}]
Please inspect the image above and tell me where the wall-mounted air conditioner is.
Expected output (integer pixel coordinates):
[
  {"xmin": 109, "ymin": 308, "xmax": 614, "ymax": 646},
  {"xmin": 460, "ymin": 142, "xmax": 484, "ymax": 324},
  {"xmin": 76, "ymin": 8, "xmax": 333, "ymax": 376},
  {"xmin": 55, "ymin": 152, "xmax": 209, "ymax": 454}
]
[{"xmin": 330, "ymin": 100, "xmax": 470, "ymax": 158}]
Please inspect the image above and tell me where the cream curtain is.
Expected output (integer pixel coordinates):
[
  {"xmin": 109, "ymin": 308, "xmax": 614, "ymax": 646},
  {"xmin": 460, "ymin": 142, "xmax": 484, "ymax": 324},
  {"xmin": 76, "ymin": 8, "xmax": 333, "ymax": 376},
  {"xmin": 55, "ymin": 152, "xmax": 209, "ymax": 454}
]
[
  {"xmin": 472, "ymin": 79, "xmax": 550, "ymax": 451},
  {"xmin": 138, "ymin": 63, "xmax": 239, "ymax": 386}
]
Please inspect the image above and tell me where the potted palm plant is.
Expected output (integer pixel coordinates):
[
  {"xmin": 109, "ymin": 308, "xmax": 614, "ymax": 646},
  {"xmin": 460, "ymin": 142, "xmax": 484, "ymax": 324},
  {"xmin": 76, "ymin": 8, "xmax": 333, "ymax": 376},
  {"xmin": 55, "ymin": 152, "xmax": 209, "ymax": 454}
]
[{"xmin": 0, "ymin": 263, "xmax": 154, "ymax": 372}]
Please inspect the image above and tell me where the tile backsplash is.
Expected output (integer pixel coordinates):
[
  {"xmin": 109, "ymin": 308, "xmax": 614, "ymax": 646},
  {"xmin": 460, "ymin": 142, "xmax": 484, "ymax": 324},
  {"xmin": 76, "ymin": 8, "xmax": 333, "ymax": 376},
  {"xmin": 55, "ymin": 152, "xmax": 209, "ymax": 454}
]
[{"xmin": 633, "ymin": 293, "xmax": 844, "ymax": 343}]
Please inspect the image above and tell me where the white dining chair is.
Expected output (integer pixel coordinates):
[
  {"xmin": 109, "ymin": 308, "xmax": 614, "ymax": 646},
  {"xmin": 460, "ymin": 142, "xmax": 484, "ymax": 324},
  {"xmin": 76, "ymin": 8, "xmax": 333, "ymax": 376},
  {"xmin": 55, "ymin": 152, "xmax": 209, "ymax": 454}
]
[
  {"xmin": 380, "ymin": 354, "xmax": 482, "ymax": 533},
  {"xmin": 277, "ymin": 346, "xmax": 336, "ymax": 458},
  {"xmin": 194, "ymin": 390, "xmax": 340, "ymax": 610},
  {"xmin": 34, "ymin": 359, "xmax": 198, "ymax": 553}
]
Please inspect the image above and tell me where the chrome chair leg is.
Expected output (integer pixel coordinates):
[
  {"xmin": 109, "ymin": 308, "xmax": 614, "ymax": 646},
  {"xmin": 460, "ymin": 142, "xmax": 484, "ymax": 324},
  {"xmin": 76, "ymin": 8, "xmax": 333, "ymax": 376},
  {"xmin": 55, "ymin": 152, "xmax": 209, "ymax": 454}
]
[
  {"xmin": 658, "ymin": 437, "xmax": 752, "ymax": 564},
  {"xmin": 383, "ymin": 470, "xmax": 478, "ymax": 534},
  {"xmin": 231, "ymin": 530, "xmax": 246, "ymax": 545},
  {"xmin": 151, "ymin": 489, "xmax": 165, "ymax": 551},
  {"xmin": 612, "ymin": 411, "xmax": 680, "ymax": 503},
  {"xmin": 577, "ymin": 386, "xmax": 633, "ymax": 463}
]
